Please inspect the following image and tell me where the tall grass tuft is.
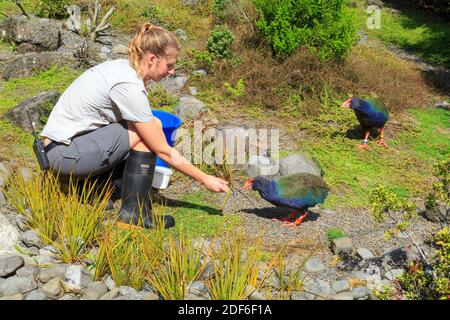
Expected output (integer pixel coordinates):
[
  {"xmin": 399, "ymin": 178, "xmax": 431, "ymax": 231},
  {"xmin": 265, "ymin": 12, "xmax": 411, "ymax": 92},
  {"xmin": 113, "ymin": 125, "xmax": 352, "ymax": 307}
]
[{"xmin": 146, "ymin": 229, "xmax": 206, "ymax": 300}]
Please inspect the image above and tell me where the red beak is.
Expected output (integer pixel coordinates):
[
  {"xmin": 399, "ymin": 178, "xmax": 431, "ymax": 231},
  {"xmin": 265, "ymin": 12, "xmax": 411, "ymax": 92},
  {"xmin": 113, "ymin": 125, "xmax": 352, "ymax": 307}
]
[
  {"xmin": 342, "ymin": 98, "xmax": 351, "ymax": 108},
  {"xmin": 243, "ymin": 178, "xmax": 254, "ymax": 190}
]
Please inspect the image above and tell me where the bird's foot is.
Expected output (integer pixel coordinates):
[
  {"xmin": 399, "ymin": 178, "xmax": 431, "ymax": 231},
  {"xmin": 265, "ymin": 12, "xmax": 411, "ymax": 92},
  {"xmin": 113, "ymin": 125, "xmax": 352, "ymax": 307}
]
[
  {"xmin": 282, "ymin": 211, "xmax": 309, "ymax": 228},
  {"xmin": 272, "ymin": 210, "xmax": 299, "ymax": 223},
  {"xmin": 375, "ymin": 139, "xmax": 388, "ymax": 148},
  {"xmin": 357, "ymin": 143, "xmax": 370, "ymax": 151}
]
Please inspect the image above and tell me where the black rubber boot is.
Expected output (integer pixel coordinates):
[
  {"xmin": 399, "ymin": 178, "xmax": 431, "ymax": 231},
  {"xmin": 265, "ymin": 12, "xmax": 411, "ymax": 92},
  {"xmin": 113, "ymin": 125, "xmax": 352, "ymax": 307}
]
[{"xmin": 117, "ymin": 150, "xmax": 175, "ymax": 229}]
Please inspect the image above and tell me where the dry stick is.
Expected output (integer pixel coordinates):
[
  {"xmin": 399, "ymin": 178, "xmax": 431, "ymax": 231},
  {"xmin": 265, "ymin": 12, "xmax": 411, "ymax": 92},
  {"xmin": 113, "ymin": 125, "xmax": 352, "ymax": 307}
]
[{"xmin": 12, "ymin": 0, "xmax": 30, "ymax": 19}]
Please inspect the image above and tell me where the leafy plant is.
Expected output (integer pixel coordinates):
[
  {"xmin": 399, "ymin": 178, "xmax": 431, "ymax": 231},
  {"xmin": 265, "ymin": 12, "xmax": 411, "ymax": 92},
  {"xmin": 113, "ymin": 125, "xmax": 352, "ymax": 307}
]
[
  {"xmin": 327, "ymin": 228, "xmax": 346, "ymax": 241},
  {"xmin": 206, "ymin": 24, "xmax": 234, "ymax": 59},
  {"xmin": 426, "ymin": 158, "xmax": 450, "ymax": 208},
  {"xmin": 37, "ymin": 0, "xmax": 70, "ymax": 18},
  {"xmin": 212, "ymin": 0, "xmax": 231, "ymax": 20},
  {"xmin": 253, "ymin": 0, "xmax": 357, "ymax": 60},
  {"xmin": 223, "ymin": 78, "xmax": 245, "ymax": 99}
]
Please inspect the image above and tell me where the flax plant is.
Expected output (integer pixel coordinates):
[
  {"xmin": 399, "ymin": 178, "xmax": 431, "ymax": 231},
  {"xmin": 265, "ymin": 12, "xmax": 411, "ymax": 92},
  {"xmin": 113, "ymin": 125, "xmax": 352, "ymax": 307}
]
[
  {"xmin": 205, "ymin": 229, "xmax": 264, "ymax": 300},
  {"xmin": 51, "ymin": 176, "xmax": 112, "ymax": 263},
  {"xmin": 146, "ymin": 229, "xmax": 206, "ymax": 300}
]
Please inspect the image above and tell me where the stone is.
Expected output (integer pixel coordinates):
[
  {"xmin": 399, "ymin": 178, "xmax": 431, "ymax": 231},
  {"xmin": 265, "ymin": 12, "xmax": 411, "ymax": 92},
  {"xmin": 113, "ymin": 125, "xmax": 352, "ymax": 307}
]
[
  {"xmin": 15, "ymin": 215, "xmax": 29, "ymax": 232},
  {"xmin": 38, "ymin": 265, "xmax": 67, "ymax": 283},
  {"xmin": 246, "ymin": 155, "xmax": 279, "ymax": 177},
  {"xmin": 0, "ymin": 255, "xmax": 24, "ymax": 277},
  {"xmin": 147, "ymin": 75, "xmax": 187, "ymax": 97},
  {"xmin": 304, "ymin": 256, "xmax": 326, "ymax": 273},
  {"xmin": 192, "ymin": 69, "xmax": 207, "ymax": 76},
  {"xmin": 41, "ymin": 277, "xmax": 63, "ymax": 299},
  {"xmin": 0, "ymin": 293, "xmax": 23, "ymax": 300},
  {"xmin": 34, "ymin": 254, "xmax": 57, "ymax": 265},
  {"xmin": 366, "ymin": 0, "xmax": 383, "ymax": 8},
  {"xmin": 111, "ymin": 44, "xmax": 129, "ymax": 55},
  {"xmin": 22, "ymin": 230, "xmax": 44, "ymax": 248},
  {"xmin": 4, "ymin": 90, "xmax": 60, "ymax": 133},
  {"xmin": 2, "ymin": 51, "xmax": 76, "ymax": 81},
  {"xmin": 0, "ymin": 161, "xmax": 12, "ymax": 187},
  {"xmin": 352, "ymin": 287, "xmax": 371, "ymax": 300},
  {"xmin": 65, "ymin": 265, "xmax": 92, "ymax": 288},
  {"xmin": 0, "ymin": 213, "xmax": 21, "ymax": 256},
  {"xmin": 99, "ymin": 287, "xmax": 119, "ymax": 300},
  {"xmin": 82, "ymin": 281, "xmax": 108, "ymax": 300},
  {"xmin": 58, "ymin": 293, "xmax": 80, "ymax": 300},
  {"xmin": 103, "ymin": 275, "xmax": 116, "ymax": 290},
  {"xmin": 0, "ymin": 191, "xmax": 5, "ymax": 206},
  {"xmin": 118, "ymin": 285, "xmax": 139, "ymax": 297},
  {"xmin": 245, "ymin": 285, "xmax": 266, "ymax": 300},
  {"xmin": 175, "ymin": 29, "xmax": 188, "ymax": 42},
  {"xmin": 24, "ymin": 289, "xmax": 48, "ymax": 300},
  {"xmin": 0, "ymin": 276, "xmax": 37, "ymax": 296},
  {"xmin": 331, "ymin": 237, "xmax": 354, "ymax": 255},
  {"xmin": 357, "ymin": 248, "xmax": 375, "ymax": 260},
  {"xmin": 331, "ymin": 279, "xmax": 351, "ymax": 293},
  {"xmin": 291, "ymin": 291, "xmax": 316, "ymax": 300},
  {"xmin": 188, "ymin": 87, "xmax": 197, "ymax": 96},
  {"xmin": 425, "ymin": 202, "xmax": 449, "ymax": 222},
  {"xmin": 333, "ymin": 292, "xmax": 354, "ymax": 300},
  {"xmin": 60, "ymin": 280, "xmax": 82, "ymax": 295},
  {"xmin": 278, "ymin": 154, "xmax": 322, "ymax": 177},
  {"xmin": 100, "ymin": 46, "xmax": 111, "ymax": 54},
  {"xmin": 384, "ymin": 269, "xmax": 404, "ymax": 281},
  {"xmin": 13, "ymin": 17, "xmax": 61, "ymax": 51},
  {"xmin": 173, "ymin": 95, "xmax": 206, "ymax": 121},
  {"xmin": 16, "ymin": 265, "xmax": 39, "ymax": 280},
  {"xmin": 139, "ymin": 290, "xmax": 159, "ymax": 300},
  {"xmin": 435, "ymin": 101, "xmax": 449, "ymax": 111}
]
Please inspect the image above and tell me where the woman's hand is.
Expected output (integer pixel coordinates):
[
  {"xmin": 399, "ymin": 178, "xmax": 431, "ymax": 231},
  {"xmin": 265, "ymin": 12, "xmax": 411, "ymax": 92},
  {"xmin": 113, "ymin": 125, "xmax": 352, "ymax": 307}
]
[{"xmin": 201, "ymin": 175, "xmax": 230, "ymax": 193}]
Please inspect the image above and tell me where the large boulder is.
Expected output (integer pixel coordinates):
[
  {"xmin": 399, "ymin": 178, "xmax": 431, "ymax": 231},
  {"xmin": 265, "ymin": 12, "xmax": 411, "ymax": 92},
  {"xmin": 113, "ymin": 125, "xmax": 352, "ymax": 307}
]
[
  {"xmin": 278, "ymin": 153, "xmax": 322, "ymax": 177},
  {"xmin": 173, "ymin": 95, "xmax": 206, "ymax": 121},
  {"xmin": 2, "ymin": 51, "xmax": 76, "ymax": 80},
  {"xmin": 4, "ymin": 90, "xmax": 61, "ymax": 133},
  {"xmin": 0, "ymin": 16, "xmax": 61, "ymax": 52},
  {"xmin": 0, "ymin": 213, "xmax": 21, "ymax": 256},
  {"xmin": 147, "ymin": 74, "xmax": 187, "ymax": 97}
]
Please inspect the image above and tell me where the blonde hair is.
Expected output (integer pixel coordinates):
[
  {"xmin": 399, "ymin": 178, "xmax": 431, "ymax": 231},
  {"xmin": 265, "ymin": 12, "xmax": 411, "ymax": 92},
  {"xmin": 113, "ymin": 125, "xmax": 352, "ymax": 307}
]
[{"xmin": 129, "ymin": 23, "xmax": 180, "ymax": 77}]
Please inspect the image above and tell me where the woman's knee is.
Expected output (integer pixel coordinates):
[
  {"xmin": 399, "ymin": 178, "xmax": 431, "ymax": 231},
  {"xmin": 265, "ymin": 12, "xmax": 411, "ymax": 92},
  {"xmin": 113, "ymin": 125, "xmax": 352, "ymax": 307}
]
[{"xmin": 127, "ymin": 121, "xmax": 152, "ymax": 151}]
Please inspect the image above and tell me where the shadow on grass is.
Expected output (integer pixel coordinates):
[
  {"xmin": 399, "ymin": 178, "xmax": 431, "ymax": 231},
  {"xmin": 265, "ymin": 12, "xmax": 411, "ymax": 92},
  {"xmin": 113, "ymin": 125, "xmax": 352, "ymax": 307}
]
[
  {"xmin": 152, "ymin": 193, "xmax": 223, "ymax": 216},
  {"xmin": 241, "ymin": 206, "xmax": 321, "ymax": 222}
]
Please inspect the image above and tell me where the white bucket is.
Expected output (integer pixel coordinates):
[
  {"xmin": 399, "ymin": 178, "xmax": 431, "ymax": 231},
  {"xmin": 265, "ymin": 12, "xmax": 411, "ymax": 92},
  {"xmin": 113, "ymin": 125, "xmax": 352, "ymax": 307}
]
[{"xmin": 152, "ymin": 166, "xmax": 173, "ymax": 189}]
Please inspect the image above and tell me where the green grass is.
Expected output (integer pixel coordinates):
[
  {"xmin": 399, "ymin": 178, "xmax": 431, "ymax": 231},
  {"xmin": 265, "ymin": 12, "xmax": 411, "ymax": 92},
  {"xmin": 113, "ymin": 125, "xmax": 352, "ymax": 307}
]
[
  {"xmin": 299, "ymin": 107, "xmax": 450, "ymax": 209},
  {"xmin": 350, "ymin": 0, "xmax": 450, "ymax": 68},
  {"xmin": 160, "ymin": 191, "xmax": 241, "ymax": 239}
]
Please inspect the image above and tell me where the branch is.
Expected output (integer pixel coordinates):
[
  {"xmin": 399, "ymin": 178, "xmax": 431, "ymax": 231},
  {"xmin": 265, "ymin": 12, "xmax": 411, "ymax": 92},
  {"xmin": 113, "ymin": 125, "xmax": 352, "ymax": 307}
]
[
  {"xmin": 11, "ymin": 0, "xmax": 30, "ymax": 19},
  {"xmin": 94, "ymin": 5, "xmax": 115, "ymax": 33}
]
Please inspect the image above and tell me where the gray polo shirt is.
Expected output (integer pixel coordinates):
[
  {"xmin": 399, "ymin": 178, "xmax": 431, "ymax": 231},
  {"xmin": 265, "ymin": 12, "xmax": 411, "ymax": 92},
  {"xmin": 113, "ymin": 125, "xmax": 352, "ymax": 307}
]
[{"xmin": 41, "ymin": 59, "xmax": 153, "ymax": 144}]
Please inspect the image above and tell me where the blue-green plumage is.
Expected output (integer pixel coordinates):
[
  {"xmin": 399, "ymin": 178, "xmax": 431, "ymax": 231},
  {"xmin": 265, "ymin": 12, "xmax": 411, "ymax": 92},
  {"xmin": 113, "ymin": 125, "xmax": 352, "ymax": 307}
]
[
  {"xmin": 350, "ymin": 97, "xmax": 389, "ymax": 129},
  {"xmin": 251, "ymin": 173, "xmax": 329, "ymax": 211}
]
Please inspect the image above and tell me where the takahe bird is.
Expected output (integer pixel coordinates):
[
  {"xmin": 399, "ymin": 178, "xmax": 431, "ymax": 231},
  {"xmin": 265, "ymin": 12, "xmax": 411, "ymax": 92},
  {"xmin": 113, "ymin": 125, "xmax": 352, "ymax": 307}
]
[
  {"xmin": 342, "ymin": 97, "xmax": 389, "ymax": 150},
  {"xmin": 243, "ymin": 173, "xmax": 329, "ymax": 227}
]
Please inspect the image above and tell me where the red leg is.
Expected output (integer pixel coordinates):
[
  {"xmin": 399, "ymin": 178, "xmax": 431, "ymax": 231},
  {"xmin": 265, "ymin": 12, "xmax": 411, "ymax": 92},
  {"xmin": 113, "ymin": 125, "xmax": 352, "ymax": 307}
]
[
  {"xmin": 375, "ymin": 127, "xmax": 388, "ymax": 148},
  {"xmin": 283, "ymin": 210, "xmax": 309, "ymax": 228},
  {"xmin": 272, "ymin": 209, "xmax": 299, "ymax": 222},
  {"xmin": 357, "ymin": 130, "xmax": 370, "ymax": 151}
]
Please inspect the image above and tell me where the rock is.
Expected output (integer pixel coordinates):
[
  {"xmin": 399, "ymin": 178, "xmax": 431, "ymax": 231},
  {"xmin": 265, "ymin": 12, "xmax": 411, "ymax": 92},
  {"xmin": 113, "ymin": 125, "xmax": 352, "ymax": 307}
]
[
  {"xmin": 111, "ymin": 44, "xmax": 129, "ymax": 55},
  {"xmin": 331, "ymin": 237, "xmax": 354, "ymax": 255},
  {"xmin": 15, "ymin": 215, "xmax": 29, "ymax": 232},
  {"xmin": 175, "ymin": 29, "xmax": 188, "ymax": 42},
  {"xmin": 2, "ymin": 51, "xmax": 76, "ymax": 81},
  {"xmin": 20, "ymin": 167, "xmax": 33, "ymax": 183},
  {"xmin": 188, "ymin": 87, "xmax": 197, "ymax": 96},
  {"xmin": 147, "ymin": 75, "xmax": 187, "ymax": 97},
  {"xmin": 246, "ymin": 155, "xmax": 279, "ymax": 177},
  {"xmin": 182, "ymin": 0, "xmax": 201, "ymax": 6},
  {"xmin": 21, "ymin": 230, "xmax": 43, "ymax": 249},
  {"xmin": 16, "ymin": 265, "xmax": 39, "ymax": 280},
  {"xmin": 304, "ymin": 256, "xmax": 326, "ymax": 273},
  {"xmin": 424, "ymin": 202, "xmax": 449, "ymax": 222},
  {"xmin": 173, "ymin": 95, "xmax": 206, "ymax": 121},
  {"xmin": 384, "ymin": 269, "xmax": 404, "ymax": 281},
  {"xmin": 184, "ymin": 292, "xmax": 209, "ymax": 300},
  {"xmin": 100, "ymin": 46, "xmax": 111, "ymax": 54},
  {"xmin": 60, "ymin": 280, "xmax": 82, "ymax": 295},
  {"xmin": 24, "ymin": 289, "xmax": 48, "ymax": 300},
  {"xmin": 0, "ymin": 293, "xmax": 23, "ymax": 300},
  {"xmin": 99, "ymin": 287, "xmax": 119, "ymax": 300},
  {"xmin": 98, "ymin": 52, "xmax": 108, "ymax": 61},
  {"xmin": 118, "ymin": 285, "xmax": 139, "ymax": 298},
  {"xmin": 38, "ymin": 265, "xmax": 67, "ymax": 283},
  {"xmin": 82, "ymin": 281, "xmax": 108, "ymax": 300},
  {"xmin": 0, "ymin": 255, "xmax": 24, "ymax": 277},
  {"xmin": 352, "ymin": 287, "xmax": 371, "ymax": 300},
  {"xmin": 357, "ymin": 248, "xmax": 375, "ymax": 260},
  {"xmin": 366, "ymin": 0, "xmax": 383, "ymax": 8},
  {"xmin": 41, "ymin": 277, "xmax": 63, "ymax": 299},
  {"xmin": 65, "ymin": 265, "xmax": 92, "ymax": 288},
  {"xmin": 14, "ymin": 17, "xmax": 61, "ymax": 51},
  {"xmin": 139, "ymin": 290, "xmax": 159, "ymax": 300},
  {"xmin": 291, "ymin": 290, "xmax": 316, "ymax": 300},
  {"xmin": 0, "ymin": 161, "xmax": 12, "ymax": 187},
  {"xmin": 435, "ymin": 101, "xmax": 449, "ymax": 111},
  {"xmin": 187, "ymin": 281, "xmax": 209, "ymax": 298},
  {"xmin": 0, "ymin": 191, "xmax": 5, "ymax": 206},
  {"xmin": 103, "ymin": 275, "xmax": 116, "ymax": 290},
  {"xmin": 34, "ymin": 254, "xmax": 57, "ymax": 265},
  {"xmin": 331, "ymin": 279, "xmax": 351, "ymax": 293},
  {"xmin": 4, "ymin": 90, "xmax": 61, "ymax": 133},
  {"xmin": 0, "ymin": 276, "xmax": 37, "ymax": 296},
  {"xmin": 278, "ymin": 154, "xmax": 322, "ymax": 177},
  {"xmin": 192, "ymin": 69, "xmax": 207, "ymax": 77},
  {"xmin": 0, "ymin": 213, "xmax": 21, "ymax": 256},
  {"xmin": 245, "ymin": 285, "xmax": 266, "ymax": 300},
  {"xmin": 39, "ymin": 245, "xmax": 57, "ymax": 256},
  {"xmin": 58, "ymin": 293, "xmax": 80, "ymax": 300},
  {"xmin": 200, "ymin": 262, "xmax": 215, "ymax": 280},
  {"xmin": 333, "ymin": 292, "xmax": 354, "ymax": 300}
]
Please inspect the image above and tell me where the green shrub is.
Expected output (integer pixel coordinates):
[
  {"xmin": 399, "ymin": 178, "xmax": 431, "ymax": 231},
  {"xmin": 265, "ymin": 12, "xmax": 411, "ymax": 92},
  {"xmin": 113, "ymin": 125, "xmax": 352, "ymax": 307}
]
[
  {"xmin": 37, "ymin": 0, "xmax": 70, "ymax": 19},
  {"xmin": 223, "ymin": 78, "xmax": 245, "ymax": 99},
  {"xmin": 206, "ymin": 24, "xmax": 235, "ymax": 59},
  {"xmin": 212, "ymin": 0, "xmax": 232, "ymax": 20},
  {"xmin": 426, "ymin": 158, "xmax": 450, "ymax": 208},
  {"xmin": 327, "ymin": 228, "xmax": 346, "ymax": 241},
  {"xmin": 253, "ymin": 0, "xmax": 358, "ymax": 60}
]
